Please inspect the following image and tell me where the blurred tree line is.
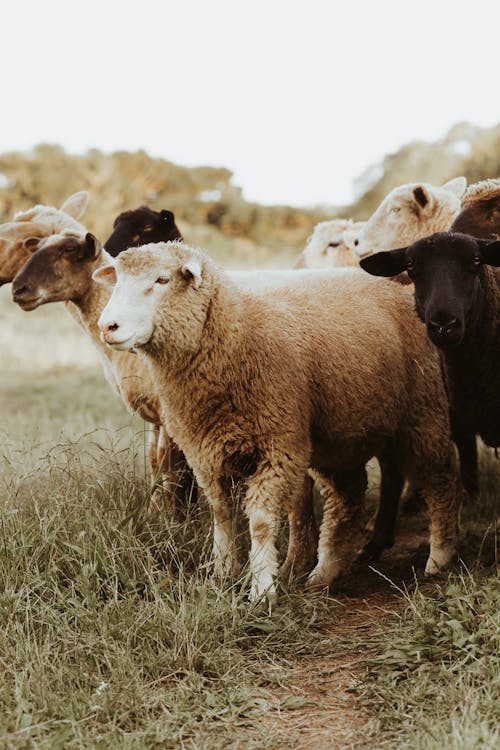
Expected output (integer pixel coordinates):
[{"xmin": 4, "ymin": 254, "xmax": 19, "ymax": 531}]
[
  {"xmin": 0, "ymin": 145, "xmax": 331, "ymax": 267},
  {"xmin": 0, "ymin": 121, "xmax": 498, "ymax": 266}
]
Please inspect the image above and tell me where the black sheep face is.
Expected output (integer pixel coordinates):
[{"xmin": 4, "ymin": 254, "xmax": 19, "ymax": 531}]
[
  {"xmin": 360, "ymin": 232, "xmax": 500, "ymax": 350},
  {"xmin": 104, "ymin": 207, "xmax": 182, "ymax": 257}
]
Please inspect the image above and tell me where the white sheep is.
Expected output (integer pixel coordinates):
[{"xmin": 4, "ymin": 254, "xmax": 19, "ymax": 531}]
[
  {"xmin": 295, "ymin": 219, "xmax": 366, "ymax": 269},
  {"xmin": 346, "ymin": 177, "xmax": 467, "ymax": 259},
  {"xmin": 95, "ymin": 240, "xmax": 459, "ymax": 602}
]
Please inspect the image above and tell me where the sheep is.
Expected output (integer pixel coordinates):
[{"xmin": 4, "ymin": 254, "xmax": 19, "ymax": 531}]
[
  {"xmin": 13, "ymin": 230, "xmax": 365, "ymax": 573},
  {"xmin": 104, "ymin": 206, "xmax": 183, "ymax": 256},
  {"xmin": 347, "ymin": 177, "xmax": 467, "ymax": 262},
  {"xmin": 9, "ymin": 229, "xmax": 184, "ymax": 512},
  {"xmin": 362, "ymin": 181, "xmax": 500, "ymax": 503},
  {"xmin": 360, "ymin": 231, "xmax": 500, "ymax": 473},
  {"xmin": 294, "ymin": 219, "xmax": 365, "ymax": 269},
  {"xmin": 100, "ymin": 205, "xmax": 413, "ymax": 562},
  {"xmin": 0, "ymin": 197, "xmax": 185, "ymax": 513},
  {"xmin": 0, "ymin": 191, "xmax": 90, "ymax": 284},
  {"xmin": 451, "ymin": 178, "xmax": 500, "ymax": 238},
  {"xmin": 94, "ymin": 240, "xmax": 459, "ymax": 602}
]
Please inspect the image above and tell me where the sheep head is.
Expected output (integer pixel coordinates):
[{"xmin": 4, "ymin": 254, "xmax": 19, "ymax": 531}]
[
  {"xmin": 352, "ymin": 178, "xmax": 467, "ymax": 260},
  {"xmin": 0, "ymin": 191, "xmax": 89, "ymax": 285},
  {"xmin": 95, "ymin": 241, "xmax": 209, "ymax": 360}
]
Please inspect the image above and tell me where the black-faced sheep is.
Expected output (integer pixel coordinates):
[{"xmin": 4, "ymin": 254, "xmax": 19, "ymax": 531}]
[
  {"xmin": 104, "ymin": 206, "xmax": 183, "ymax": 256},
  {"xmin": 360, "ymin": 231, "xmax": 500, "ymax": 495}
]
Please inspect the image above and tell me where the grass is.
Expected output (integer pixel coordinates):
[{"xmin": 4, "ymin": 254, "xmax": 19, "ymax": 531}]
[
  {"xmin": 0, "ymin": 324, "xmax": 337, "ymax": 748},
  {"xmin": 0, "ymin": 287, "xmax": 499, "ymax": 748},
  {"xmin": 363, "ymin": 568, "xmax": 499, "ymax": 750}
]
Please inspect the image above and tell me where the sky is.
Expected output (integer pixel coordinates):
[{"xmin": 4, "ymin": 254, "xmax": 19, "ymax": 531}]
[{"xmin": 1, "ymin": 0, "xmax": 499, "ymax": 206}]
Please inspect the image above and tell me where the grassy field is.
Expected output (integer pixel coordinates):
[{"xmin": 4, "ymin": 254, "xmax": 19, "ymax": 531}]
[{"xmin": 0, "ymin": 283, "xmax": 498, "ymax": 749}]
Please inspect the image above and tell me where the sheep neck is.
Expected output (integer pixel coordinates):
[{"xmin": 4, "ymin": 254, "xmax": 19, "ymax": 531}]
[{"xmin": 141, "ymin": 279, "xmax": 247, "ymax": 435}]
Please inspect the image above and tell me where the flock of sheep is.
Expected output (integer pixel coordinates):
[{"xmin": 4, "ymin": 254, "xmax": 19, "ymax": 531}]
[{"xmin": 1, "ymin": 174, "xmax": 499, "ymax": 604}]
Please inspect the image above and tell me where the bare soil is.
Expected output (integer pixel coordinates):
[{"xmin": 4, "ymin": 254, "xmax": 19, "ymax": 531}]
[{"xmin": 259, "ymin": 508, "xmax": 431, "ymax": 749}]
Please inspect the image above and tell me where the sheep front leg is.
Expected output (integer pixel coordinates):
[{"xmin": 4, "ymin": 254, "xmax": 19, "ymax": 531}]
[{"xmin": 307, "ymin": 467, "xmax": 366, "ymax": 589}]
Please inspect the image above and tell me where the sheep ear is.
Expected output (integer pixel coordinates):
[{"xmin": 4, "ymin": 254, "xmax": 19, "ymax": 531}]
[
  {"xmin": 85, "ymin": 232, "xmax": 102, "ymax": 259},
  {"xmin": 360, "ymin": 247, "xmax": 408, "ymax": 277},
  {"xmin": 478, "ymin": 239, "xmax": 500, "ymax": 267},
  {"xmin": 60, "ymin": 191, "xmax": 90, "ymax": 219},
  {"xmin": 92, "ymin": 263, "xmax": 117, "ymax": 285},
  {"xmin": 413, "ymin": 186, "xmax": 429, "ymax": 209},
  {"xmin": 442, "ymin": 176, "xmax": 467, "ymax": 199},
  {"xmin": 181, "ymin": 259, "xmax": 202, "ymax": 289}
]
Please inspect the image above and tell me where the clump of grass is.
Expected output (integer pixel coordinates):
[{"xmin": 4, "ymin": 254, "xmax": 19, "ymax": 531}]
[
  {"xmin": 0, "ymin": 434, "xmax": 334, "ymax": 749},
  {"xmin": 363, "ymin": 568, "xmax": 500, "ymax": 749}
]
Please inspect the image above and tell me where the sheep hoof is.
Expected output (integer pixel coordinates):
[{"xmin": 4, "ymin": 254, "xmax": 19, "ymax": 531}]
[
  {"xmin": 356, "ymin": 534, "xmax": 393, "ymax": 562},
  {"xmin": 306, "ymin": 566, "xmax": 333, "ymax": 590},
  {"xmin": 424, "ymin": 546, "xmax": 455, "ymax": 575}
]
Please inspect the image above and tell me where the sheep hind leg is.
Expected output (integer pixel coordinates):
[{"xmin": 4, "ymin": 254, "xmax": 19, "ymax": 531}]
[
  {"xmin": 357, "ymin": 452, "xmax": 404, "ymax": 562},
  {"xmin": 412, "ymin": 457, "xmax": 459, "ymax": 575},
  {"xmin": 307, "ymin": 466, "xmax": 366, "ymax": 589},
  {"xmin": 169, "ymin": 441, "xmax": 198, "ymax": 519},
  {"xmin": 148, "ymin": 425, "xmax": 166, "ymax": 513},
  {"xmin": 244, "ymin": 460, "xmax": 307, "ymax": 603},
  {"xmin": 280, "ymin": 474, "xmax": 318, "ymax": 580}
]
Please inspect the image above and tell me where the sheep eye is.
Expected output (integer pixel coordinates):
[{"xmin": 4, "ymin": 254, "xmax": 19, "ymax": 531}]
[
  {"xmin": 471, "ymin": 256, "xmax": 481, "ymax": 269},
  {"xmin": 391, "ymin": 207, "xmax": 401, "ymax": 214},
  {"xmin": 24, "ymin": 237, "xmax": 39, "ymax": 250},
  {"xmin": 406, "ymin": 259, "xmax": 415, "ymax": 271},
  {"xmin": 328, "ymin": 242, "xmax": 340, "ymax": 248},
  {"xmin": 155, "ymin": 276, "xmax": 169, "ymax": 285}
]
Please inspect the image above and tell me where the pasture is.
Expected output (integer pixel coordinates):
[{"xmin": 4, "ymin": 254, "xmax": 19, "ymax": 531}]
[{"xmin": 0, "ymin": 278, "xmax": 498, "ymax": 750}]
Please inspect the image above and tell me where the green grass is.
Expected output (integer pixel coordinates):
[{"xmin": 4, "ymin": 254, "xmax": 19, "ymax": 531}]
[
  {"xmin": 0, "ymin": 288, "xmax": 499, "ymax": 749},
  {"xmin": 0, "ymin": 352, "xmax": 337, "ymax": 748},
  {"xmin": 363, "ymin": 568, "xmax": 499, "ymax": 750},
  {"xmin": 358, "ymin": 462, "xmax": 499, "ymax": 750}
]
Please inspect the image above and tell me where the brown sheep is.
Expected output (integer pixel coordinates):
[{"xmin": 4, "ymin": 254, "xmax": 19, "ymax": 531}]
[{"xmin": 95, "ymin": 241, "xmax": 459, "ymax": 602}]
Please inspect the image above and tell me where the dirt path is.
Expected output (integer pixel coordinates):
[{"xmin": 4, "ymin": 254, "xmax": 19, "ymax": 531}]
[{"xmin": 259, "ymin": 509, "xmax": 431, "ymax": 749}]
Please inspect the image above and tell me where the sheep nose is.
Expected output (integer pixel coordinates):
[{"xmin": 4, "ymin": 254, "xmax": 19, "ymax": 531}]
[
  {"xmin": 102, "ymin": 321, "xmax": 120, "ymax": 339},
  {"xmin": 12, "ymin": 281, "xmax": 30, "ymax": 300},
  {"xmin": 428, "ymin": 318, "xmax": 459, "ymax": 336}
]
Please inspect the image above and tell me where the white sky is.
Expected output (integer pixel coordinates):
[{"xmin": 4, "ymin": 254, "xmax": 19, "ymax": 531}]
[{"xmin": 1, "ymin": 0, "xmax": 499, "ymax": 206}]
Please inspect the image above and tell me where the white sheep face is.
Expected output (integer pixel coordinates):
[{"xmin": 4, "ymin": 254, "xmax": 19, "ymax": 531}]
[
  {"xmin": 95, "ymin": 243, "xmax": 203, "ymax": 352},
  {"xmin": 303, "ymin": 219, "xmax": 356, "ymax": 268},
  {"xmin": 353, "ymin": 177, "xmax": 467, "ymax": 258}
]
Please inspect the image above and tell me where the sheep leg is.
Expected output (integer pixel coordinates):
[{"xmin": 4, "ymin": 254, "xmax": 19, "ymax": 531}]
[
  {"xmin": 412, "ymin": 459, "xmax": 459, "ymax": 575},
  {"xmin": 280, "ymin": 474, "xmax": 318, "ymax": 578},
  {"xmin": 357, "ymin": 452, "xmax": 404, "ymax": 562},
  {"xmin": 148, "ymin": 426, "xmax": 171, "ymax": 513},
  {"xmin": 451, "ymin": 420, "xmax": 478, "ymax": 500},
  {"xmin": 197, "ymin": 476, "xmax": 239, "ymax": 581},
  {"xmin": 244, "ymin": 460, "xmax": 306, "ymax": 602},
  {"xmin": 307, "ymin": 467, "xmax": 366, "ymax": 589},
  {"xmin": 168, "ymin": 442, "xmax": 198, "ymax": 517}
]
